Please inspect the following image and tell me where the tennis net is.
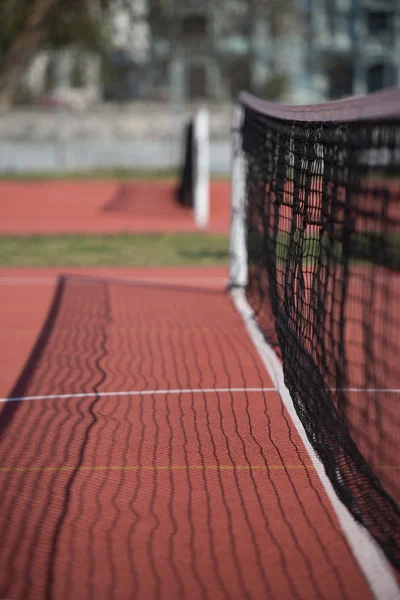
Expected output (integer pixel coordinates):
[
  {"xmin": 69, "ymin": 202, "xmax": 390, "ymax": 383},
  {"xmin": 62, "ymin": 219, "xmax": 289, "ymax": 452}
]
[
  {"xmin": 229, "ymin": 88, "xmax": 400, "ymax": 571},
  {"xmin": 176, "ymin": 108, "xmax": 210, "ymax": 229}
]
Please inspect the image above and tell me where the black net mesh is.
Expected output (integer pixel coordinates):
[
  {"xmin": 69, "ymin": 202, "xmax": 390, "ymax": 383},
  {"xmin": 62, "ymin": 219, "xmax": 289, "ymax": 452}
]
[{"xmin": 239, "ymin": 101, "xmax": 400, "ymax": 570}]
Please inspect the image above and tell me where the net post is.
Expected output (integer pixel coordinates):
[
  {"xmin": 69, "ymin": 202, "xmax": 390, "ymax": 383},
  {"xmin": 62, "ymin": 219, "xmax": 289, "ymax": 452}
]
[
  {"xmin": 193, "ymin": 107, "xmax": 210, "ymax": 230},
  {"xmin": 229, "ymin": 103, "xmax": 247, "ymax": 287}
]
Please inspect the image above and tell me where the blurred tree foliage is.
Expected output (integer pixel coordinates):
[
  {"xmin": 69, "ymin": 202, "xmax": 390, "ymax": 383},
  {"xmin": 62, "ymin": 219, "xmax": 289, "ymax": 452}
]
[
  {"xmin": 0, "ymin": 0, "xmax": 112, "ymax": 108},
  {"xmin": 0, "ymin": 0, "xmax": 111, "ymax": 56}
]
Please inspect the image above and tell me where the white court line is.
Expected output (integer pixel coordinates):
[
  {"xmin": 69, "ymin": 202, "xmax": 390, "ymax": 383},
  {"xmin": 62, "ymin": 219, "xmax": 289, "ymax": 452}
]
[
  {"xmin": 330, "ymin": 388, "xmax": 400, "ymax": 393},
  {"xmin": 231, "ymin": 288, "xmax": 400, "ymax": 600},
  {"xmin": 2, "ymin": 386, "xmax": 398, "ymax": 405},
  {"xmin": 0, "ymin": 387, "xmax": 276, "ymax": 404},
  {"xmin": 0, "ymin": 276, "xmax": 228, "ymax": 286},
  {"xmin": 0, "ymin": 277, "xmax": 57, "ymax": 285}
]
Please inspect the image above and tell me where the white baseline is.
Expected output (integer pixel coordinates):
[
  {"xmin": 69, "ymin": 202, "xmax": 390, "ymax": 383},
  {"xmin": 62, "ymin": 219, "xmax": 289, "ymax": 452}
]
[{"xmin": 0, "ymin": 387, "xmax": 276, "ymax": 404}]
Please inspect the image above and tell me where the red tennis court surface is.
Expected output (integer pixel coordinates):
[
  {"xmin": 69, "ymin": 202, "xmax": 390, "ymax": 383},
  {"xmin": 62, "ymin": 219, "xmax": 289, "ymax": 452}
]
[
  {"xmin": 0, "ymin": 180, "xmax": 230, "ymax": 235},
  {"xmin": 0, "ymin": 267, "xmax": 383, "ymax": 599}
]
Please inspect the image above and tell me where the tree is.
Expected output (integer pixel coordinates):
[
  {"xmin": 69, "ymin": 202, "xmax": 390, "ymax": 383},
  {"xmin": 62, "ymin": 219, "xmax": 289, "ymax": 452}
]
[
  {"xmin": 0, "ymin": 0, "xmax": 111, "ymax": 109},
  {"xmin": 0, "ymin": 0, "xmax": 56, "ymax": 108}
]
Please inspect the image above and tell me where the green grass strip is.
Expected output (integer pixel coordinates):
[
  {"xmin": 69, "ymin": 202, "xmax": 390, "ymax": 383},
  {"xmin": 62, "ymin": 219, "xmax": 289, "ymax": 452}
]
[
  {"xmin": 0, "ymin": 233, "xmax": 229, "ymax": 267},
  {"xmin": 0, "ymin": 168, "xmax": 229, "ymax": 182}
]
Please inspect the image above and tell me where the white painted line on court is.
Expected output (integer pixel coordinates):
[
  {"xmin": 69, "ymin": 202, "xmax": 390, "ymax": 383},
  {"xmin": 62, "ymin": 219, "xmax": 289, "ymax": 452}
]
[
  {"xmin": 0, "ymin": 277, "xmax": 57, "ymax": 285},
  {"xmin": 0, "ymin": 276, "xmax": 228, "ymax": 283},
  {"xmin": 329, "ymin": 388, "xmax": 400, "ymax": 393},
  {"xmin": 2, "ymin": 385, "xmax": 397, "ymax": 405},
  {"xmin": 231, "ymin": 287, "xmax": 400, "ymax": 600},
  {"xmin": 0, "ymin": 387, "xmax": 277, "ymax": 404},
  {"xmin": 0, "ymin": 276, "xmax": 228, "ymax": 286}
]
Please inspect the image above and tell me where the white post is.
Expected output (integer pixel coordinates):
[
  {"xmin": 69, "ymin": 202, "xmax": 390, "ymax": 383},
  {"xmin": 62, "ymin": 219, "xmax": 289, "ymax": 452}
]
[
  {"xmin": 229, "ymin": 104, "xmax": 248, "ymax": 287},
  {"xmin": 193, "ymin": 107, "xmax": 210, "ymax": 230}
]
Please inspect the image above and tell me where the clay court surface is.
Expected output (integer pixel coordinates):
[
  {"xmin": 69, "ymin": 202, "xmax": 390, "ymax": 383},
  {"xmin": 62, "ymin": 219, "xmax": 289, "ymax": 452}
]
[
  {"xmin": 0, "ymin": 180, "xmax": 230, "ymax": 235},
  {"xmin": 0, "ymin": 265, "xmax": 380, "ymax": 600},
  {"xmin": 0, "ymin": 179, "xmax": 395, "ymax": 599}
]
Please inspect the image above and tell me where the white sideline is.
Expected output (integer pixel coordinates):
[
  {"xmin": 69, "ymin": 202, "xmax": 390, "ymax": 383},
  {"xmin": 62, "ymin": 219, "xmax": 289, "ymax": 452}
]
[
  {"xmin": 330, "ymin": 388, "xmax": 400, "ymax": 393},
  {"xmin": 0, "ymin": 386, "xmax": 276, "ymax": 404},
  {"xmin": 0, "ymin": 276, "xmax": 228, "ymax": 286},
  {"xmin": 231, "ymin": 288, "xmax": 400, "ymax": 600}
]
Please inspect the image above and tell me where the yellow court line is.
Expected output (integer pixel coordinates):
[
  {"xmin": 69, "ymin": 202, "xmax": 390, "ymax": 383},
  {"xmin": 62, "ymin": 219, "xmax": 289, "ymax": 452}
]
[{"xmin": 0, "ymin": 464, "xmax": 316, "ymax": 474}]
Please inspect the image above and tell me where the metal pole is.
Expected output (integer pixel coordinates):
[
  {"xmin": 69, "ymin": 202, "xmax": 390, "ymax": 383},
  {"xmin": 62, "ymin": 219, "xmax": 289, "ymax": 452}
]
[{"xmin": 193, "ymin": 107, "xmax": 210, "ymax": 230}]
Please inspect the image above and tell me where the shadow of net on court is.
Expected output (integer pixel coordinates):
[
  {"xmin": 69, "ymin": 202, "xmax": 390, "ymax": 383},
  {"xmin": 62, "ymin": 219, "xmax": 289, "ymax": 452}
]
[{"xmin": 0, "ymin": 274, "xmax": 371, "ymax": 600}]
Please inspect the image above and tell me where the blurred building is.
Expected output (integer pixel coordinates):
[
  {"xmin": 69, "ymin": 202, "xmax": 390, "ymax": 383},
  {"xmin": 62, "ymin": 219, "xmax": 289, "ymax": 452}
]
[
  {"xmin": 23, "ymin": 0, "xmax": 306, "ymax": 105},
  {"xmin": 136, "ymin": 0, "xmax": 400, "ymax": 104},
  {"xmin": 19, "ymin": 0, "xmax": 400, "ymax": 106},
  {"xmin": 147, "ymin": 0, "xmax": 308, "ymax": 104},
  {"xmin": 304, "ymin": 0, "xmax": 400, "ymax": 100}
]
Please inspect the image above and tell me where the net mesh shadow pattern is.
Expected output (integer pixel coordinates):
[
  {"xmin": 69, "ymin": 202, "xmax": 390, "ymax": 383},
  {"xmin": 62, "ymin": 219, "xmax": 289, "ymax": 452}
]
[
  {"xmin": 1, "ymin": 274, "xmax": 373, "ymax": 599},
  {"xmin": 237, "ymin": 93, "xmax": 400, "ymax": 570}
]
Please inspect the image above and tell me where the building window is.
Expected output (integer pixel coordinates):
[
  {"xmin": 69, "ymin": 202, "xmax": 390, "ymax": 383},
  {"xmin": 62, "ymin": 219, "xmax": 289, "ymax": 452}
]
[
  {"xmin": 224, "ymin": 55, "xmax": 251, "ymax": 99},
  {"xmin": 188, "ymin": 63, "xmax": 207, "ymax": 98},
  {"xmin": 367, "ymin": 11, "xmax": 392, "ymax": 36},
  {"xmin": 385, "ymin": 63, "xmax": 397, "ymax": 88},
  {"xmin": 182, "ymin": 15, "xmax": 207, "ymax": 41},
  {"xmin": 71, "ymin": 60, "xmax": 85, "ymax": 88},
  {"xmin": 326, "ymin": 59, "xmax": 353, "ymax": 99},
  {"xmin": 367, "ymin": 63, "xmax": 385, "ymax": 92},
  {"xmin": 326, "ymin": 0, "xmax": 336, "ymax": 36}
]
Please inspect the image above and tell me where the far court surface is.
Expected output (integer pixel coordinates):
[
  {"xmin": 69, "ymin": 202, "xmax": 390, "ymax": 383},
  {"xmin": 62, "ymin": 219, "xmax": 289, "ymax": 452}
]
[{"xmin": 0, "ymin": 180, "xmax": 230, "ymax": 235}]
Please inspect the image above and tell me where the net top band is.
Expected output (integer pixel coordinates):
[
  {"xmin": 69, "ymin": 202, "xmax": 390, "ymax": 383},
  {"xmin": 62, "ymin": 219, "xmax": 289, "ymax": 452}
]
[{"xmin": 239, "ymin": 86, "xmax": 400, "ymax": 123}]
